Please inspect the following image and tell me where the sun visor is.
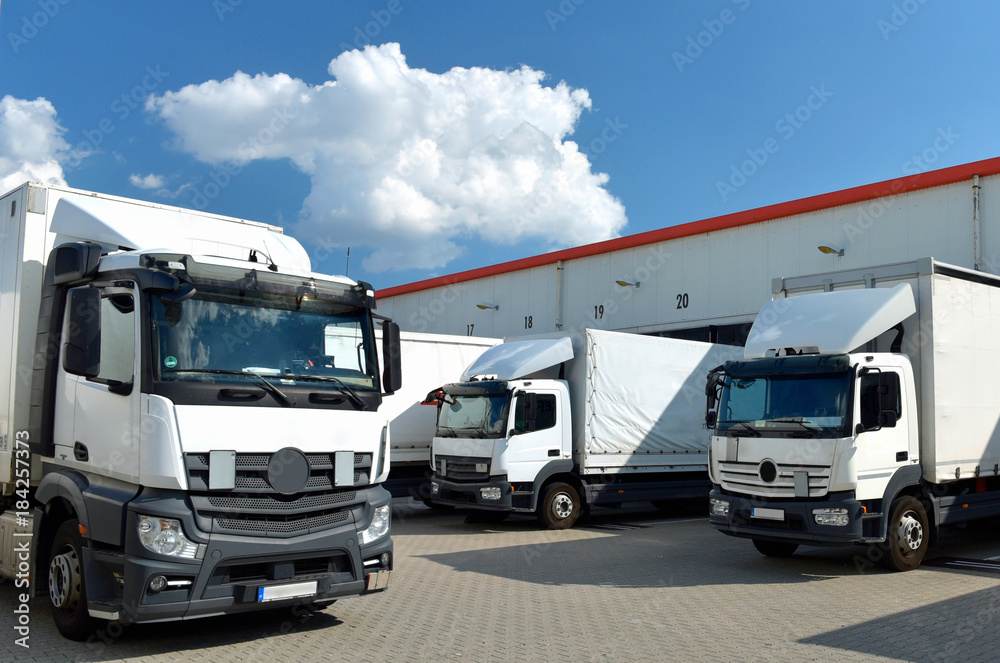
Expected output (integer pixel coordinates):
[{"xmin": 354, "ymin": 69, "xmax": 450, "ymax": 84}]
[
  {"xmin": 744, "ymin": 283, "xmax": 916, "ymax": 359},
  {"xmin": 50, "ymin": 196, "xmax": 311, "ymax": 272},
  {"xmin": 461, "ymin": 336, "xmax": 574, "ymax": 381}
]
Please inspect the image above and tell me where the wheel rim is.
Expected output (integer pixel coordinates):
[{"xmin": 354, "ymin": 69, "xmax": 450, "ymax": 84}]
[
  {"xmin": 551, "ymin": 492, "xmax": 573, "ymax": 520},
  {"xmin": 896, "ymin": 510, "xmax": 924, "ymax": 554},
  {"xmin": 49, "ymin": 547, "xmax": 81, "ymax": 611}
]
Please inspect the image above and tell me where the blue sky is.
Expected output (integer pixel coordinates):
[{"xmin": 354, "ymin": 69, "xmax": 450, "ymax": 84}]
[{"xmin": 2, "ymin": 1, "xmax": 998, "ymax": 289}]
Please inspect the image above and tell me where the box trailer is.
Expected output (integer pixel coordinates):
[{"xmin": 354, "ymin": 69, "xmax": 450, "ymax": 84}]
[
  {"xmin": 707, "ymin": 257, "xmax": 1000, "ymax": 570},
  {"xmin": 0, "ymin": 182, "xmax": 401, "ymax": 639},
  {"xmin": 377, "ymin": 331, "xmax": 499, "ymax": 499},
  {"xmin": 427, "ymin": 329, "xmax": 744, "ymax": 527}
]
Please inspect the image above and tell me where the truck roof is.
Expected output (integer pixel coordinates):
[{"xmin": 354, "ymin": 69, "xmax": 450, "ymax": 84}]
[{"xmin": 744, "ymin": 283, "xmax": 916, "ymax": 358}]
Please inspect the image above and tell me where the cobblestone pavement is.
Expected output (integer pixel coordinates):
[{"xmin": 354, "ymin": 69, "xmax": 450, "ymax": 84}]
[{"xmin": 3, "ymin": 499, "xmax": 1000, "ymax": 662}]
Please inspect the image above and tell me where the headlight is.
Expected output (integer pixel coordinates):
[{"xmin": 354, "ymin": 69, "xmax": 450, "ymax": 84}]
[
  {"xmin": 137, "ymin": 515, "xmax": 198, "ymax": 558},
  {"xmin": 480, "ymin": 487, "xmax": 503, "ymax": 501},
  {"xmin": 813, "ymin": 507, "xmax": 850, "ymax": 526},
  {"xmin": 358, "ymin": 504, "xmax": 391, "ymax": 545},
  {"xmin": 709, "ymin": 498, "xmax": 730, "ymax": 517}
]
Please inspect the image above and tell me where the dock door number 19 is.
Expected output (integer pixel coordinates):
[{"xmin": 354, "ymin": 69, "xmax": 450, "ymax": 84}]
[{"xmin": 593, "ymin": 293, "xmax": 689, "ymax": 320}]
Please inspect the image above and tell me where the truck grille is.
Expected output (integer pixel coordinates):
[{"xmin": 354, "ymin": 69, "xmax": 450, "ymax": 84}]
[
  {"xmin": 718, "ymin": 461, "xmax": 831, "ymax": 498},
  {"xmin": 436, "ymin": 455, "xmax": 491, "ymax": 481},
  {"xmin": 185, "ymin": 452, "xmax": 370, "ymax": 538},
  {"xmin": 185, "ymin": 452, "xmax": 372, "ymax": 493}
]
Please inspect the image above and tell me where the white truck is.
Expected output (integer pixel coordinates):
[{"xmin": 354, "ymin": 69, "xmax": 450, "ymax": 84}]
[
  {"xmin": 378, "ymin": 331, "xmax": 498, "ymax": 500},
  {"xmin": 0, "ymin": 182, "xmax": 401, "ymax": 640},
  {"xmin": 427, "ymin": 329, "xmax": 744, "ymax": 528},
  {"xmin": 707, "ymin": 258, "xmax": 1000, "ymax": 571}
]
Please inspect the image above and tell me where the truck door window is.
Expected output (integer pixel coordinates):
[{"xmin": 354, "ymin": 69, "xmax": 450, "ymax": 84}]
[
  {"xmin": 97, "ymin": 290, "xmax": 135, "ymax": 384},
  {"xmin": 513, "ymin": 394, "xmax": 557, "ymax": 433},
  {"xmin": 860, "ymin": 372, "xmax": 901, "ymax": 429}
]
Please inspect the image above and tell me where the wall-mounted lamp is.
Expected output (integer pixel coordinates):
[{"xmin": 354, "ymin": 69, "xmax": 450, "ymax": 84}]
[
  {"xmin": 476, "ymin": 302, "xmax": 500, "ymax": 310},
  {"xmin": 817, "ymin": 245, "xmax": 844, "ymax": 257},
  {"xmin": 615, "ymin": 280, "xmax": 640, "ymax": 288}
]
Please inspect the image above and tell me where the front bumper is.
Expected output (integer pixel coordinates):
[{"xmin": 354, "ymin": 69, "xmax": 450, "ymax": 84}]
[
  {"xmin": 708, "ymin": 487, "xmax": 866, "ymax": 546},
  {"xmin": 87, "ymin": 486, "xmax": 393, "ymax": 624},
  {"xmin": 429, "ymin": 475, "xmax": 513, "ymax": 510}
]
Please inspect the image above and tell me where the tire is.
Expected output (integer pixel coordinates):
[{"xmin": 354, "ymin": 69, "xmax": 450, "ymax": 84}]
[
  {"xmin": 752, "ymin": 538, "xmax": 799, "ymax": 558},
  {"xmin": 48, "ymin": 519, "xmax": 101, "ymax": 641},
  {"xmin": 537, "ymin": 482, "xmax": 581, "ymax": 529},
  {"xmin": 882, "ymin": 496, "xmax": 929, "ymax": 572}
]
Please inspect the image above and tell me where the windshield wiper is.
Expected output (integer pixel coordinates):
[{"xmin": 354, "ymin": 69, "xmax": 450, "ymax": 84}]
[
  {"xmin": 281, "ymin": 374, "xmax": 370, "ymax": 411},
  {"xmin": 768, "ymin": 418, "xmax": 824, "ymax": 436},
  {"xmin": 436, "ymin": 426, "xmax": 458, "ymax": 438},
  {"xmin": 167, "ymin": 369, "xmax": 294, "ymax": 408},
  {"xmin": 724, "ymin": 421, "xmax": 761, "ymax": 437}
]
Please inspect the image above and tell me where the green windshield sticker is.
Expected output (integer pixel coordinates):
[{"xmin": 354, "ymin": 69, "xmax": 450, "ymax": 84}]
[{"xmin": 164, "ymin": 356, "xmax": 178, "ymax": 369}]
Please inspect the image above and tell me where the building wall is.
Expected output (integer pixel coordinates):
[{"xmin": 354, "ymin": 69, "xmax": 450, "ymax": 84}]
[{"xmin": 379, "ymin": 168, "xmax": 997, "ymax": 342}]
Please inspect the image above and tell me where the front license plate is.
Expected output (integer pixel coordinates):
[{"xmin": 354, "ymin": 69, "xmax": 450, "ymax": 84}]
[
  {"xmin": 257, "ymin": 581, "xmax": 318, "ymax": 602},
  {"xmin": 751, "ymin": 507, "xmax": 785, "ymax": 521},
  {"xmin": 366, "ymin": 570, "xmax": 391, "ymax": 591}
]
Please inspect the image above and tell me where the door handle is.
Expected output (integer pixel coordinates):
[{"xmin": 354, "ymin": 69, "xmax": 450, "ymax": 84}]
[
  {"xmin": 896, "ymin": 451, "xmax": 908, "ymax": 462},
  {"xmin": 548, "ymin": 449, "xmax": 559, "ymax": 457}
]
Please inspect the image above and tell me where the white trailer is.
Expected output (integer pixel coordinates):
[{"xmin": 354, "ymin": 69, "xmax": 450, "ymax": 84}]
[
  {"xmin": 376, "ymin": 331, "xmax": 498, "ymax": 499},
  {"xmin": 707, "ymin": 257, "xmax": 1000, "ymax": 570},
  {"xmin": 427, "ymin": 329, "xmax": 744, "ymax": 527},
  {"xmin": 0, "ymin": 182, "xmax": 401, "ymax": 639}
]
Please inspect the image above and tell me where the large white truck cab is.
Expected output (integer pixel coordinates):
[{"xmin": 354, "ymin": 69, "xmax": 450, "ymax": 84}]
[
  {"xmin": 0, "ymin": 183, "xmax": 401, "ymax": 639},
  {"xmin": 707, "ymin": 259, "xmax": 1000, "ymax": 571}
]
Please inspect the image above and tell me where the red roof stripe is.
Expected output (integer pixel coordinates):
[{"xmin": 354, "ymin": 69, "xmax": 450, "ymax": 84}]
[{"xmin": 376, "ymin": 156, "xmax": 1000, "ymax": 299}]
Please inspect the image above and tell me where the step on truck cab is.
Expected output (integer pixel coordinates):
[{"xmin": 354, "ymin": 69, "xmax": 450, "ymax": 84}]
[
  {"xmin": 427, "ymin": 329, "xmax": 744, "ymax": 528},
  {"xmin": 707, "ymin": 258, "xmax": 1000, "ymax": 571},
  {"xmin": 0, "ymin": 183, "xmax": 401, "ymax": 639}
]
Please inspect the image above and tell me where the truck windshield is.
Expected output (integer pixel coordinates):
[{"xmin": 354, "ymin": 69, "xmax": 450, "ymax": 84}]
[
  {"xmin": 717, "ymin": 373, "xmax": 851, "ymax": 437},
  {"xmin": 150, "ymin": 286, "xmax": 377, "ymax": 390},
  {"xmin": 437, "ymin": 394, "xmax": 510, "ymax": 439}
]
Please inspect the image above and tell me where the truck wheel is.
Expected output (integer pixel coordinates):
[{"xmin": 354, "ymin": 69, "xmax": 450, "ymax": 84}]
[
  {"xmin": 883, "ymin": 496, "xmax": 929, "ymax": 572},
  {"xmin": 48, "ymin": 519, "xmax": 100, "ymax": 641},
  {"xmin": 537, "ymin": 482, "xmax": 580, "ymax": 529},
  {"xmin": 752, "ymin": 538, "xmax": 799, "ymax": 557}
]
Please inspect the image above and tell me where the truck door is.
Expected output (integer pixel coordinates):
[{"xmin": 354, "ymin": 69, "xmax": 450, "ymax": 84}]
[
  {"xmin": 506, "ymin": 390, "xmax": 563, "ymax": 483},
  {"xmin": 855, "ymin": 368, "xmax": 908, "ymax": 500},
  {"xmin": 55, "ymin": 284, "xmax": 141, "ymax": 480}
]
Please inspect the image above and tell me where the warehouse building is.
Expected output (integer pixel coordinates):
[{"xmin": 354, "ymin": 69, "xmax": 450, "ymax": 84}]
[{"xmin": 376, "ymin": 157, "xmax": 1000, "ymax": 344}]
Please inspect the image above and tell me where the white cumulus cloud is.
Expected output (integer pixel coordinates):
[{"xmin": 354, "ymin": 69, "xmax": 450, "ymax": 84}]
[
  {"xmin": 0, "ymin": 95, "xmax": 69, "ymax": 193},
  {"xmin": 129, "ymin": 172, "xmax": 166, "ymax": 190},
  {"xmin": 147, "ymin": 43, "xmax": 627, "ymax": 273}
]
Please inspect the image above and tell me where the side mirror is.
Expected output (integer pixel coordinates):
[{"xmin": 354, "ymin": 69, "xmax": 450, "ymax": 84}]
[
  {"xmin": 63, "ymin": 288, "xmax": 101, "ymax": 378},
  {"xmin": 878, "ymin": 410, "xmax": 898, "ymax": 427},
  {"xmin": 706, "ymin": 411, "xmax": 718, "ymax": 428},
  {"xmin": 381, "ymin": 320, "xmax": 402, "ymax": 394}
]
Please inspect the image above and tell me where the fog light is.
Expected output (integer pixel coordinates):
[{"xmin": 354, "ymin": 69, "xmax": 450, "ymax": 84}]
[
  {"xmin": 710, "ymin": 498, "xmax": 730, "ymax": 517},
  {"xmin": 148, "ymin": 575, "xmax": 168, "ymax": 593},
  {"xmin": 480, "ymin": 487, "xmax": 502, "ymax": 501},
  {"xmin": 813, "ymin": 507, "xmax": 850, "ymax": 526},
  {"xmin": 430, "ymin": 482, "xmax": 440, "ymax": 495}
]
